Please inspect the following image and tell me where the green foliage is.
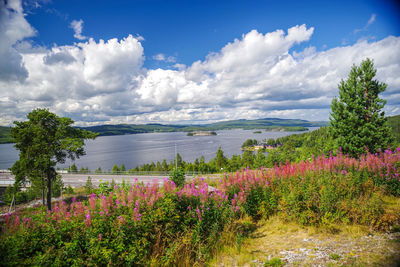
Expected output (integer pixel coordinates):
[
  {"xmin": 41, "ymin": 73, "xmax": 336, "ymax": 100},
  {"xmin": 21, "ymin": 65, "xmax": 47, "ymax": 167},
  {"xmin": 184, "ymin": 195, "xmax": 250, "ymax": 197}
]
[
  {"xmin": 175, "ymin": 153, "xmax": 183, "ymax": 169},
  {"xmin": 51, "ymin": 174, "xmax": 64, "ymax": 198},
  {"xmin": 112, "ymin": 164, "xmax": 119, "ymax": 174},
  {"xmin": 0, "ymin": 126, "xmax": 12, "ymax": 143},
  {"xmin": 214, "ymin": 147, "xmax": 227, "ymax": 171},
  {"xmin": 97, "ymin": 181, "xmax": 112, "ymax": 194},
  {"xmin": 79, "ymin": 167, "xmax": 89, "ymax": 174},
  {"xmin": 111, "ymin": 179, "xmax": 117, "ymax": 189},
  {"xmin": 3, "ymin": 185, "xmax": 39, "ymax": 205},
  {"xmin": 329, "ymin": 253, "xmax": 341, "ymax": 260},
  {"xmin": 266, "ymin": 138, "xmax": 276, "ymax": 146},
  {"xmin": 120, "ymin": 164, "xmax": 126, "ymax": 172},
  {"xmin": 330, "ymin": 58, "xmax": 392, "ymax": 157},
  {"xmin": 169, "ymin": 168, "xmax": 186, "ymax": 187},
  {"xmin": 70, "ymin": 163, "xmax": 77, "ymax": 172},
  {"xmin": 64, "ymin": 185, "xmax": 74, "ymax": 195},
  {"xmin": 264, "ymin": 257, "xmax": 283, "ymax": 267},
  {"xmin": 242, "ymin": 139, "xmax": 258, "ymax": 148},
  {"xmin": 85, "ymin": 176, "xmax": 94, "ymax": 194}
]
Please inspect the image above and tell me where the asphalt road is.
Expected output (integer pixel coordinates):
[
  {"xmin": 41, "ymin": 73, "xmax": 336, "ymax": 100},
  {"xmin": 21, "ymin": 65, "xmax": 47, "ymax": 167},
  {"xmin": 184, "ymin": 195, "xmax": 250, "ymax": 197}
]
[
  {"xmin": 61, "ymin": 173, "xmax": 171, "ymax": 187},
  {"xmin": 0, "ymin": 172, "xmax": 174, "ymax": 188}
]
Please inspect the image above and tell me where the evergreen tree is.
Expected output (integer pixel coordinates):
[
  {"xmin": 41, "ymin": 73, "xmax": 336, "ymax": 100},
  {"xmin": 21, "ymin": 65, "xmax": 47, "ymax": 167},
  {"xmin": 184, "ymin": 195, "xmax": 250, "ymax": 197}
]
[
  {"xmin": 254, "ymin": 149, "xmax": 266, "ymax": 168},
  {"xmin": 214, "ymin": 147, "xmax": 227, "ymax": 171},
  {"xmin": 120, "ymin": 164, "xmax": 126, "ymax": 172},
  {"xmin": 330, "ymin": 58, "xmax": 392, "ymax": 156},
  {"xmin": 161, "ymin": 159, "xmax": 168, "ymax": 172},
  {"xmin": 70, "ymin": 163, "xmax": 77, "ymax": 173},
  {"xmin": 112, "ymin": 164, "xmax": 119, "ymax": 174},
  {"xmin": 176, "ymin": 153, "xmax": 183, "ymax": 168}
]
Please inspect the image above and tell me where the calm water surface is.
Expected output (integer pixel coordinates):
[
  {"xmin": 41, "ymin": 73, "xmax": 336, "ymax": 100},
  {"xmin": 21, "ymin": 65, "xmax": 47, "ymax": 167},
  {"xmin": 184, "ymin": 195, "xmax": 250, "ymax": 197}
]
[{"xmin": 0, "ymin": 128, "xmax": 317, "ymax": 171}]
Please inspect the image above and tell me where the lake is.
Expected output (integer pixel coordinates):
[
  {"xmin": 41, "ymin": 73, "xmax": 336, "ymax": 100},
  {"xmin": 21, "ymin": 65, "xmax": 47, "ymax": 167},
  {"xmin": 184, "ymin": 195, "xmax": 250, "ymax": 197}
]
[{"xmin": 0, "ymin": 128, "xmax": 318, "ymax": 171}]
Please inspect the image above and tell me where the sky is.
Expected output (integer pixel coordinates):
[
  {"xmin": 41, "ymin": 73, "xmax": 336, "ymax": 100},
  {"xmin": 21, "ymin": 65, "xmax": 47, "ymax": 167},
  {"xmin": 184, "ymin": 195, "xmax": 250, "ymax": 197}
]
[{"xmin": 0, "ymin": 0, "xmax": 400, "ymax": 126}]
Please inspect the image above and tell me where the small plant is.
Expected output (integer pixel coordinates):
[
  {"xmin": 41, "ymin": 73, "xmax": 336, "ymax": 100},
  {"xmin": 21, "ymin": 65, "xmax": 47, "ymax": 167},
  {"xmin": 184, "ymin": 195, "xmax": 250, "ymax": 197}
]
[
  {"xmin": 329, "ymin": 253, "xmax": 341, "ymax": 260},
  {"xmin": 64, "ymin": 185, "xmax": 74, "ymax": 195},
  {"xmin": 85, "ymin": 176, "xmax": 94, "ymax": 194},
  {"xmin": 169, "ymin": 168, "xmax": 185, "ymax": 187},
  {"xmin": 110, "ymin": 178, "xmax": 116, "ymax": 189},
  {"xmin": 264, "ymin": 257, "xmax": 283, "ymax": 267},
  {"xmin": 52, "ymin": 174, "xmax": 64, "ymax": 197},
  {"xmin": 235, "ymin": 233, "xmax": 243, "ymax": 252}
]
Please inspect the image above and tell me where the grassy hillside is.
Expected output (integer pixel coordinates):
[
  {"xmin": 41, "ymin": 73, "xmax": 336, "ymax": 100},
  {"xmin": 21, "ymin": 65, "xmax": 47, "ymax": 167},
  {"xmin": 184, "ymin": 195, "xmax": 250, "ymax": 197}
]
[{"xmin": 0, "ymin": 126, "xmax": 11, "ymax": 144}]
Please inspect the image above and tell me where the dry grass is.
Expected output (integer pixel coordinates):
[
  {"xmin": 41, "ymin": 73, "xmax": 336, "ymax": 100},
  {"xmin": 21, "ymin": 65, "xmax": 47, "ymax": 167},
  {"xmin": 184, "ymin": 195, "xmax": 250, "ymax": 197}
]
[{"xmin": 209, "ymin": 214, "xmax": 400, "ymax": 266}]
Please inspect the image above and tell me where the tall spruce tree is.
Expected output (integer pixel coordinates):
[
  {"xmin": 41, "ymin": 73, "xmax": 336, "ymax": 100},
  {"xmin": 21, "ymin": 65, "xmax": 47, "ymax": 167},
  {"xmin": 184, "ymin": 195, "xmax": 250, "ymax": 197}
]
[{"xmin": 330, "ymin": 58, "xmax": 392, "ymax": 157}]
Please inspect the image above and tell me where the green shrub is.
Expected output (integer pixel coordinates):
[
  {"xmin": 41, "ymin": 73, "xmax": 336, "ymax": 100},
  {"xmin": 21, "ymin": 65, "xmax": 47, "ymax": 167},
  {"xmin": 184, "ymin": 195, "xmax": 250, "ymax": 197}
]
[{"xmin": 169, "ymin": 168, "xmax": 186, "ymax": 187}]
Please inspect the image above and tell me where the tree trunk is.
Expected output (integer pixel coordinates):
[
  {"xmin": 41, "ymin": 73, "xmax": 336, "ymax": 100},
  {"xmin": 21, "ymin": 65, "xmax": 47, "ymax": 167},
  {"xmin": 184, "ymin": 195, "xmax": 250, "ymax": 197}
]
[
  {"xmin": 42, "ymin": 176, "xmax": 46, "ymax": 206},
  {"xmin": 46, "ymin": 170, "xmax": 52, "ymax": 211}
]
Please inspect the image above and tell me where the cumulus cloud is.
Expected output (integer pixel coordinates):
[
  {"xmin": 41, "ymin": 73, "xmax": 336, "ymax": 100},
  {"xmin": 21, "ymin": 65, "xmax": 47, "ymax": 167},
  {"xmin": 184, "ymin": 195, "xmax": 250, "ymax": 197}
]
[
  {"xmin": 70, "ymin": 19, "xmax": 87, "ymax": 40},
  {"xmin": 43, "ymin": 51, "xmax": 76, "ymax": 65},
  {"xmin": 0, "ymin": 5, "xmax": 399, "ymax": 126},
  {"xmin": 0, "ymin": 0, "xmax": 36, "ymax": 82}
]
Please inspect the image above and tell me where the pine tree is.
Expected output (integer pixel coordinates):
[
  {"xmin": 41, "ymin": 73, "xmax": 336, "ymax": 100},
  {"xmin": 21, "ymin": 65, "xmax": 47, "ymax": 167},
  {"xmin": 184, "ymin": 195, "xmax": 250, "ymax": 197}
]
[
  {"xmin": 330, "ymin": 58, "xmax": 392, "ymax": 157},
  {"xmin": 11, "ymin": 108, "xmax": 97, "ymax": 210},
  {"xmin": 214, "ymin": 147, "xmax": 227, "ymax": 171}
]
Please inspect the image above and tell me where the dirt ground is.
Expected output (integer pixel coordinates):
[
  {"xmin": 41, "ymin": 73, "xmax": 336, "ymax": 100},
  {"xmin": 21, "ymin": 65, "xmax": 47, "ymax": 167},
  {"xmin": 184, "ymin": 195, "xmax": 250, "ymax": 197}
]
[{"xmin": 212, "ymin": 217, "xmax": 400, "ymax": 267}]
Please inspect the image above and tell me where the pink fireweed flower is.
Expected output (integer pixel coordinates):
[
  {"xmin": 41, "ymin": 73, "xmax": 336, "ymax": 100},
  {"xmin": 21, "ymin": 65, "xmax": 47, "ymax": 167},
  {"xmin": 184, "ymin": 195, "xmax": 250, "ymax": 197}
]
[
  {"xmin": 118, "ymin": 215, "xmax": 126, "ymax": 225},
  {"xmin": 14, "ymin": 215, "xmax": 20, "ymax": 229},
  {"xmin": 84, "ymin": 214, "xmax": 91, "ymax": 227},
  {"xmin": 5, "ymin": 212, "xmax": 11, "ymax": 227},
  {"xmin": 89, "ymin": 195, "xmax": 97, "ymax": 210},
  {"xmin": 98, "ymin": 233, "xmax": 102, "ymax": 241},
  {"xmin": 23, "ymin": 217, "xmax": 31, "ymax": 228}
]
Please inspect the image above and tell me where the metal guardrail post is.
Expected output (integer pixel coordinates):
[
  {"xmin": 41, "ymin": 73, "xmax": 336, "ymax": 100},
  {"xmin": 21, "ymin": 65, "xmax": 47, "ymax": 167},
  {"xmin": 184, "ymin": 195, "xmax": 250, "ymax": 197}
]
[{"xmin": 8, "ymin": 194, "xmax": 15, "ymax": 214}]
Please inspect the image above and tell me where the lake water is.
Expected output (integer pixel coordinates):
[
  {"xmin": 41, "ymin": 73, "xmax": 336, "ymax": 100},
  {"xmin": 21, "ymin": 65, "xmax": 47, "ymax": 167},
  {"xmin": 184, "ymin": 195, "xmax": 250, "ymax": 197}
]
[{"xmin": 0, "ymin": 128, "xmax": 317, "ymax": 171}]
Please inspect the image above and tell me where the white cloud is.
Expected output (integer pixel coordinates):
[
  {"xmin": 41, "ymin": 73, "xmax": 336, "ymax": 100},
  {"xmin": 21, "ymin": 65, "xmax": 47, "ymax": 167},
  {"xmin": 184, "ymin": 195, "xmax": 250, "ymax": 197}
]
[
  {"xmin": 70, "ymin": 19, "xmax": 87, "ymax": 40},
  {"xmin": 367, "ymin": 14, "xmax": 376, "ymax": 27},
  {"xmin": 153, "ymin": 53, "xmax": 176, "ymax": 63},
  {"xmin": 0, "ymin": 0, "xmax": 36, "ymax": 82},
  {"xmin": 0, "ymin": 4, "xmax": 399, "ymax": 126},
  {"xmin": 354, "ymin": 13, "xmax": 376, "ymax": 33}
]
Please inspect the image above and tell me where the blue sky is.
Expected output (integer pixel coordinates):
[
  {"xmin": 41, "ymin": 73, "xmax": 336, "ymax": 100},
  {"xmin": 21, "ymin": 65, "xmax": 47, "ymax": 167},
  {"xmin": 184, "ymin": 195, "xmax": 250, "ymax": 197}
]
[
  {"xmin": 0, "ymin": 0, "xmax": 399, "ymax": 125},
  {"xmin": 25, "ymin": 0, "xmax": 400, "ymax": 68}
]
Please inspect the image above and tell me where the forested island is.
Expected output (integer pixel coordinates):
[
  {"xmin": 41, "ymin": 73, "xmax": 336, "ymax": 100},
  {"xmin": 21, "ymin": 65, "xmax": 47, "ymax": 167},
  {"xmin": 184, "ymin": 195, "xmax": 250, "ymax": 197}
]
[{"xmin": 187, "ymin": 131, "xmax": 217, "ymax": 136}]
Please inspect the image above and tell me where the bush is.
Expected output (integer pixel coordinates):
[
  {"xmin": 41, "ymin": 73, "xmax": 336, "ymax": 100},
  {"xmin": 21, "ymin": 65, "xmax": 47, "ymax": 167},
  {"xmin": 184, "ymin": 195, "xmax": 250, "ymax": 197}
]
[
  {"xmin": 85, "ymin": 176, "xmax": 94, "ymax": 194},
  {"xmin": 169, "ymin": 168, "xmax": 186, "ymax": 187}
]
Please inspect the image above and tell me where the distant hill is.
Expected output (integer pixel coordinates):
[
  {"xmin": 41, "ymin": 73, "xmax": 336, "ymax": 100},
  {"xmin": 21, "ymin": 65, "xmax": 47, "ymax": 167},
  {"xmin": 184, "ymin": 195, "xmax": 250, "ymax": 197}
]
[
  {"xmin": 1, "ymin": 115, "xmax": 398, "ymax": 143},
  {"xmin": 0, "ymin": 126, "xmax": 11, "ymax": 144},
  {"xmin": 80, "ymin": 118, "xmax": 328, "ymax": 136}
]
